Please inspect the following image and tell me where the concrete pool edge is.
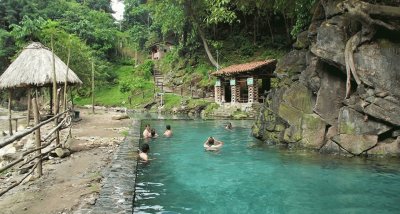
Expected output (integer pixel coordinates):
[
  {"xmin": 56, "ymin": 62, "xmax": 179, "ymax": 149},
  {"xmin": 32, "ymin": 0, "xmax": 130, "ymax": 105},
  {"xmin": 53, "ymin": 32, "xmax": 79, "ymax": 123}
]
[{"xmin": 79, "ymin": 119, "xmax": 141, "ymax": 214}]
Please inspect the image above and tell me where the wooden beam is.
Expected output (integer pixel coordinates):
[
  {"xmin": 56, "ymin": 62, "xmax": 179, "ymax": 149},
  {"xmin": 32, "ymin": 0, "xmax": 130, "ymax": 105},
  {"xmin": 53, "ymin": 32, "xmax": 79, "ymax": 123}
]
[
  {"xmin": 33, "ymin": 97, "xmax": 42, "ymax": 177},
  {"xmin": 92, "ymin": 61, "xmax": 95, "ymax": 114},
  {"xmin": 0, "ymin": 110, "xmax": 67, "ymax": 149},
  {"xmin": 26, "ymin": 88, "xmax": 31, "ymax": 126},
  {"xmin": 8, "ymin": 89, "xmax": 12, "ymax": 136}
]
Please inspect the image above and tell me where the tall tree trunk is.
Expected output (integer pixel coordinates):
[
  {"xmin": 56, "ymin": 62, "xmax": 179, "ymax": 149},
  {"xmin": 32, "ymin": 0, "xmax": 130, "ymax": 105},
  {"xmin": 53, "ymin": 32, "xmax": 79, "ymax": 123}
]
[
  {"xmin": 266, "ymin": 15, "xmax": 274, "ymax": 43},
  {"xmin": 197, "ymin": 26, "xmax": 219, "ymax": 68},
  {"xmin": 282, "ymin": 13, "xmax": 291, "ymax": 41},
  {"xmin": 253, "ymin": 15, "xmax": 257, "ymax": 45}
]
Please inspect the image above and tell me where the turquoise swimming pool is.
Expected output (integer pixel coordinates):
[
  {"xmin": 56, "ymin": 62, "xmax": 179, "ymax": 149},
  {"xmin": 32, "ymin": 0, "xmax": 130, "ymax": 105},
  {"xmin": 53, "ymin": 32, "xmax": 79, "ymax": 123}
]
[{"xmin": 134, "ymin": 120, "xmax": 400, "ymax": 213}]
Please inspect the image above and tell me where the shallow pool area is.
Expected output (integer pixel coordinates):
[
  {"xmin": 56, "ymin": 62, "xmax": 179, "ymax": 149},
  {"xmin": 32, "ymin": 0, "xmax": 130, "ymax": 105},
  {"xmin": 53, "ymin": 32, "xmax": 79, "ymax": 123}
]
[{"xmin": 134, "ymin": 120, "xmax": 400, "ymax": 214}]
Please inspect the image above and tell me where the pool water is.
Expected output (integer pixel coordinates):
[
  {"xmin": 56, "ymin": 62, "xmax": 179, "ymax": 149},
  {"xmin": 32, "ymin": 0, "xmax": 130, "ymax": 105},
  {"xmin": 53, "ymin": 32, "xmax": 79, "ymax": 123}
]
[{"xmin": 134, "ymin": 120, "xmax": 400, "ymax": 214}]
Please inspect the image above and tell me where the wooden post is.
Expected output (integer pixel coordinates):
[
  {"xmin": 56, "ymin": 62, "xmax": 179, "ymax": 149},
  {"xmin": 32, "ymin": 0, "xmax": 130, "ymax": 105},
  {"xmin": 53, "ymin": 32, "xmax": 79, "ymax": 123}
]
[
  {"xmin": 27, "ymin": 88, "xmax": 31, "ymax": 126},
  {"xmin": 153, "ymin": 72, "xmax": 156, "ymax": 100},
  {"xmin": 8, "ymin": 89, "xmax": 13, "ymax": 136},
  {"xmin": 51, "ymin": 35, "xmax": 60, "ymax": 146},
  {"xmin": 49, "ymin": 87, "xmax": 53, "ymax": 115},
  {"xmin": 91, "ymin": 61, "xmax": 95, "ymax": 114},
  {"xmin": 51, "ymin": 35, "xmax": 58, "ymax": 116},
  {"xmin": 55, "ymin": 89, "xmax": 60, "ymax": 146},
  {"xmin": 70, "ymin": 89, "xmax": 74, "ymax": 110},
  {"xmin": 32, "ymin": 96, "xmax": 42, "ymax": 177},
  {"xmin": 134, "ymin": 49, "xmax": 138, "ymax": 66},
  {"xmin": 63, "ymin": 37, "xmax": 71, "ymax": 112}
]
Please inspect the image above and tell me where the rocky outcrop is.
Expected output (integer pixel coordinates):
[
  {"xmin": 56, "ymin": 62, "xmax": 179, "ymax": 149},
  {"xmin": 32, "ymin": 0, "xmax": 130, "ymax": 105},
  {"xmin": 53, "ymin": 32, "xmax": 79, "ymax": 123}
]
[{"xmin": 252, "ymin": 1, "xmax": 400, "ymax": 157}]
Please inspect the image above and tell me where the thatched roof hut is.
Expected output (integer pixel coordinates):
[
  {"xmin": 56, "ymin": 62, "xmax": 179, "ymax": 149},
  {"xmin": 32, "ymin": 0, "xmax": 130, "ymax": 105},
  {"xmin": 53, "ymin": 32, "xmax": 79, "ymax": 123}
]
[{"xmin": 0, "ymin": 42, "xmax": 82, "ymax": 89}]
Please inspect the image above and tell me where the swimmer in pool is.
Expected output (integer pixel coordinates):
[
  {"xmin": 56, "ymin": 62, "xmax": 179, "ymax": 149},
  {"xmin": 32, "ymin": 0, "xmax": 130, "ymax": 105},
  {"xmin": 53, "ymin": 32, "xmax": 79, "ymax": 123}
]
[
  {"xmin": 163, "ymin": 125, "xmax": 173, "ymax": 137},
  {"xmin": 151, "ymin": 128, "xmax": 159, "ymax": 138},
  {"xmin": 225, "ymin": 122, "xmax": 232, "ymax": 130},
  {"xmin": 139, "ymin": 143, "xmax": 150, "ymax": 162},
  {"xmin": 203, "ymin": 137, "xmax": 224, "ymax": 151},
  {"xmin": 143, "ymin": 124, "xmax": 152, "ymax": 138}
]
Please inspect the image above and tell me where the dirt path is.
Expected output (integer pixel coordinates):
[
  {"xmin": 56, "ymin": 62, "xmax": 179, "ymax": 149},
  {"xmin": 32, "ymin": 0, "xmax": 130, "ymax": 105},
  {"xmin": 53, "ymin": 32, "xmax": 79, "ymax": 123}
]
[{"xmin": 0, "ymin": 108, "xmax": 132, "ymax": 214}]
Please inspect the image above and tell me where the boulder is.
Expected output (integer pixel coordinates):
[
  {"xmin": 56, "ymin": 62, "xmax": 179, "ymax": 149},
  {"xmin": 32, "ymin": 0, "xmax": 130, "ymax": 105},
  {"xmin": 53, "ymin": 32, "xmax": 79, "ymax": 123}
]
[
  {"xmin": 314, "ymin": 64, "xmax": 346, "ymax": 125},
  {"xmin": 320, "ymin": 126, "xmax": 340, "ymax": 153},
  {"xmin": 327, "ymin": 126, "xmax": 338, "ymax": 139},
  {"xmin": 338, "ymin": 107, "xmax": 392, "ymax": 135},
  {"xmin": 311, "ymin": 16, "xmax": 347, "ymax": 67},
  {"xmin": 275, "ymin": 50, "xmax": 307, "ymax": 76},
  {"xmin": 268, "ymin": 87, "xmax": 286, "ymax": 114},
  {"xmin": 278, "ymin": 103, "xmax": 303, "ymax": 127},
  {"xmin": 354, "ymin": 39, "xmax": 400, "ymax": 97},
  {"xmin": 368, "ymin": 137, "xmax": 400, "ymax": 156},
  {"xmin": 300, "ymin": 114, "xmax": 327, "ymax": 149},
  {"xmin": 392, "ymin": 129, "xmax": 400, "ymax": 138},
  {"xmin": 111, "ymin": 114, "xmax": 129, "ymax": 120},
  {"xmin": 321, "ymin": 0, "xmax": 343, "ymax": 18},
  {"xmin": 283, "ymin": 125, "xmax": 302, "ymax": 143},
  {"xmin": 293, "ymin": 31, "xmax": 310, "ymax": 49},
  {"xmin": 55, "ymin": 148, "xmax": 71, "ymax": 158},
  {"xmin": 320, "ymin": 140, "xmax": 341, "ymax": 154},
  {"xmin": 332, "ymin": 134, "xmax": 378, "ymax": 155},
  {"xmin": 363, "ymin": 97, "xmax": 400, "ymax": 126},
  {"xmin": 299, "ymin": 55, "xmax": 322, "ymax": 93},
  {"xmin": 281, "ymin": 83, "xmax": 313, "ymax": 114}
]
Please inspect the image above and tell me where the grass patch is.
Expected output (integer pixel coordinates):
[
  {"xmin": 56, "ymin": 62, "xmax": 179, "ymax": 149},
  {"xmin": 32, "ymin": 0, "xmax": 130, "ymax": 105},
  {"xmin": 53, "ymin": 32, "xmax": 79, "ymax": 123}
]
[
  {"xmin": 163, "ymin": 94, "xmax": 182, "ymax": 110},
  {"xmin": 121, "ymin": 130, "xmax": 129, "ymax": 137},
  {"xmin": 187, "ymin": 99, "xmax": 211, "ymax": 108},
  {"xmin": 74, "ymin": 65, "xmax": 155, "ymax": 107}
]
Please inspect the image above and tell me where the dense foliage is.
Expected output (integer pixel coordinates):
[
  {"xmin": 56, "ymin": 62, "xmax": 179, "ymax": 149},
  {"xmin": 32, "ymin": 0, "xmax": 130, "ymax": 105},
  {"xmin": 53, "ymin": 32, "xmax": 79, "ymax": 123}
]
[{"xmin": 0, "ymin": 0, "xmax": 317, "ymax": 106}]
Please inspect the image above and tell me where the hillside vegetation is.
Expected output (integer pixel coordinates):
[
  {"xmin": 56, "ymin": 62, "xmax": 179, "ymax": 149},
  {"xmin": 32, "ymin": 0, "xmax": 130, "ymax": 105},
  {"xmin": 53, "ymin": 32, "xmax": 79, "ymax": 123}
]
[{"xmin": 0, "ymin": 0, "xmax": 316, "ymax": 108}]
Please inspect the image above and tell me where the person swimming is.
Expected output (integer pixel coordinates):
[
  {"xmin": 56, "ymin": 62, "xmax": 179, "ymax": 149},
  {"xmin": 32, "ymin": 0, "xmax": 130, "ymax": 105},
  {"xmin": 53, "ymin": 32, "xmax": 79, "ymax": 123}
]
[
  {"xmin": 163, "ymin": 125, "xmax": 173, "ymax": 137},
  {"xmin": 143, "ymin": 124, "xmax": 152, "ymax": 138},
  {"xmin": 203, "ymin": 136, "xmax": 224, "ymax": 151},
  {"xmin": 139, "ymin": 143, "xmax": 150, "ymax": 162},
  {"xmin": 225, "ymin": 122, "xmax": 232, "ymax": 130},
  {"xmin": 151, "ymin": 128, "xmax": 159, "ymax": 138}
]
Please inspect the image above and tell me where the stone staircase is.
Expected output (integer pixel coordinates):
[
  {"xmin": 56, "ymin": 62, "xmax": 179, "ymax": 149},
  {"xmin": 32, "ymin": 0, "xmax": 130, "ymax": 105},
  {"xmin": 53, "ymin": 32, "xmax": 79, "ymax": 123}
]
[{"xmin": 153, "ymin": 70, "xmax": 172, "ymax": 93}]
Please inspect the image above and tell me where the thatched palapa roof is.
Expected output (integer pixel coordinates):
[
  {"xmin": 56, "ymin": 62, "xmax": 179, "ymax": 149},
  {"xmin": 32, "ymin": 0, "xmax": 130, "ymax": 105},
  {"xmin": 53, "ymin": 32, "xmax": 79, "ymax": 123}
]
[
  {"xmin": 0, "ymin": 42, "xmax": 82, "ymax": 89},
  {"xmin": 211, "ymin": 59, "xmax": 277, "ymax": 77}
]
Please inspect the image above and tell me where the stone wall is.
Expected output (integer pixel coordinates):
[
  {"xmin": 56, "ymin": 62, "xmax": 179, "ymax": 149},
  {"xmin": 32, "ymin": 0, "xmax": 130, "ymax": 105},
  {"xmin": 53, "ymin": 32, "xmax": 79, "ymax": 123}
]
[{"xmin": 252, "ymin": 1, "xmax": 400, "ymax": 157}]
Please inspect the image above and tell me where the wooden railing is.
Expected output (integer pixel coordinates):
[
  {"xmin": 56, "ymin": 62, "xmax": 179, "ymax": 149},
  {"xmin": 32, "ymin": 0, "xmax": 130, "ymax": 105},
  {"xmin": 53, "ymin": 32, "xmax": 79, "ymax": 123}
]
[{"xmin": 0, "ymin": 109, "xmax": 72, "ymax": 197}]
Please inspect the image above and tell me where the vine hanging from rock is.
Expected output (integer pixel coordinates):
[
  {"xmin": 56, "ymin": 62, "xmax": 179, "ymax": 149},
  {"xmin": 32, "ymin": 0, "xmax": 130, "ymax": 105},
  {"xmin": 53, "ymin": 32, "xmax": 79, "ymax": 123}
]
[{"xmin": 337, "ymin": 0, "xmax": 400, "ymax": 98}]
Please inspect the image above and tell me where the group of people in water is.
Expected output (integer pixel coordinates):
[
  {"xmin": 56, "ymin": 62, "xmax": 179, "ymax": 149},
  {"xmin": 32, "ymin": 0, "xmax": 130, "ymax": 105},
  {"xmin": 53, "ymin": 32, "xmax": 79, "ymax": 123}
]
[
  {"xmin": 138, "ymin": 122, "xmax": 233, "ymax": 162},
  {"xmin": 139, "ymin": 124, "xmax": 173, "ymax": 162}
]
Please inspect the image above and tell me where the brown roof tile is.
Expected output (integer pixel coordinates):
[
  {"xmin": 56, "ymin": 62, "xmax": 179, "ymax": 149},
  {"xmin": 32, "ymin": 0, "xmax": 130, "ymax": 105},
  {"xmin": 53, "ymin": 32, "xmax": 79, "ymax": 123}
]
[{"xmin": 211, "ymin": 59, "xmax": 277, "ymax": 76}]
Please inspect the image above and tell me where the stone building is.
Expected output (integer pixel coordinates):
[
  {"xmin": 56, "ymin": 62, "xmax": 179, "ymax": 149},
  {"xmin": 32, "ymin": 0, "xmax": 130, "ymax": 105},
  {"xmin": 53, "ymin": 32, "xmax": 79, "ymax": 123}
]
[
  {"xmin": 211, "ymin": 59, "xmax": 277, "ymax": 105},
  {"xmin": 150, "ymin": 42, "xmax": 174, "ymax": 60}
]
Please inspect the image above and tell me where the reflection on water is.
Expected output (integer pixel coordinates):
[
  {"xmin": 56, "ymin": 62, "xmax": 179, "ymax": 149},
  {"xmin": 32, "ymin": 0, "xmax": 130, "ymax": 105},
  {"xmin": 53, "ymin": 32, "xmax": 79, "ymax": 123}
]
[{"xmin": 134, "ymin": 120, "xmax": 400, "ymax": 214}]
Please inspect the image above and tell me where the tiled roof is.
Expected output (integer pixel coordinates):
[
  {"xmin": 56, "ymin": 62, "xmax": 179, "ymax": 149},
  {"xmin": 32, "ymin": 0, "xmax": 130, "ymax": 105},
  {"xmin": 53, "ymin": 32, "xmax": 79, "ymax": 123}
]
[{"xmin": 211, "ymin": 59, "xmax": 276, "ymax": 76}]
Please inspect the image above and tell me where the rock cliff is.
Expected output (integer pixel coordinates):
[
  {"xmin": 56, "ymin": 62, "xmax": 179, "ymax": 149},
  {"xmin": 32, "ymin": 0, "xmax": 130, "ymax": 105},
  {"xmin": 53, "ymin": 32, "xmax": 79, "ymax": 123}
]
[{"xmin": 252, "ymin": 0, "xmax": 400, "ymax": 157}]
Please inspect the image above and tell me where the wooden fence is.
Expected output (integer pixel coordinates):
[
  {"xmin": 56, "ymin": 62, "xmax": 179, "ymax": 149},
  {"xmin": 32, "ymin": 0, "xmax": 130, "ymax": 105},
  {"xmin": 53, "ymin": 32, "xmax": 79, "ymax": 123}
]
[{"xmin": 0, "ymin": 108, "xmax": 72, "ymax": 197}]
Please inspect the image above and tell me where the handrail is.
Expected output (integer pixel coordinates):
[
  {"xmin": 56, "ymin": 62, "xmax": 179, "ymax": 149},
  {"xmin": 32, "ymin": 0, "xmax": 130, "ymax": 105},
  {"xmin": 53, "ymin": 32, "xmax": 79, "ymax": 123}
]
[
  {"xmin": 0, "ymin": 112, "xmax": 70, "ymax": 197},
  {"xmin": 0, "ymin": 110, "xmax": 68, "ymax": 149}
]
